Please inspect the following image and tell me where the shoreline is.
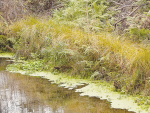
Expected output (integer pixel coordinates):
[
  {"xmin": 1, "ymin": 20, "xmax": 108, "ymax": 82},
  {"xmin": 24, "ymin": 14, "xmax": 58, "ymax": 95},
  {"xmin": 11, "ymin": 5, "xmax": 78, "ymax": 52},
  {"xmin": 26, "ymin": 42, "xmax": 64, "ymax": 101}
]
[
  {"xmin": 0, "ymin": 54, "xmax": 149, "ymax": 113},
  {"xmin": 7, "ymin": 70, "xmax": 150, "ymax": 113}
]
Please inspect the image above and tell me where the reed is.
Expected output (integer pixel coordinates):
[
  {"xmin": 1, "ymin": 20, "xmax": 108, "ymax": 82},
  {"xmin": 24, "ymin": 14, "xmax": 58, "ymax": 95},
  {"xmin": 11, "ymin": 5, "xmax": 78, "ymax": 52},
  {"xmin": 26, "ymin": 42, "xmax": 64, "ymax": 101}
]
[{"xmin": 7, "ymin": 16, "xmax": 150, "ymax": 95}]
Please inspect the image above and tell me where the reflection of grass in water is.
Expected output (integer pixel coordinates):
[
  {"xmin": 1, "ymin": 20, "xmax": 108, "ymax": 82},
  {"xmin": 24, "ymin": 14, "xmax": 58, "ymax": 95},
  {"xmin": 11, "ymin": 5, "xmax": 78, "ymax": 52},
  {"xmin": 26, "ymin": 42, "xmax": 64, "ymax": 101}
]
[
  {"xmin": 0, "ymin": 72, "xmax": 27, "ymax": 112},
  {"xmin": 8, "ymin": 73, "xmax": 72, "ymax": 108},
  {"xmin": 7, "ymin": 73, "xmax": 134, "ymax": 113},
  {"xmin": 0, "ymin": 66, "xmax": 6, "ymax": 71},
  {"xmin": 6, "ymin": 60, "xmax": 150, "ymax": 111}
]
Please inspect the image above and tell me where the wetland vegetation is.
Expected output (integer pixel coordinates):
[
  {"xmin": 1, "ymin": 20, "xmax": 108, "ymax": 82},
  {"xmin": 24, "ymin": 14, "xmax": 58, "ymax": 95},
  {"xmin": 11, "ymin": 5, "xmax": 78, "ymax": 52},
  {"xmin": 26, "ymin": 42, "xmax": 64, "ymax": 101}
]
[
  {"xmin": 0, "ymin": 57, "xmax": 137, "ymax": 113},
  {"xmin": 0, "ymin": 0, "xmax": 150, "ymax": 112}
]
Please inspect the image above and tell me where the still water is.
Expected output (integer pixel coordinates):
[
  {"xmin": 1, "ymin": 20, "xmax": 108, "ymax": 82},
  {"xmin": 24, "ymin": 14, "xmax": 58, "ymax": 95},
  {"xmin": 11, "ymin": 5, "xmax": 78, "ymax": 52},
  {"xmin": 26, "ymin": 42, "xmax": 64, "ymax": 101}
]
[{"xmin": 0, "ymin": 58, "xmax": 135, "ymax": 113}]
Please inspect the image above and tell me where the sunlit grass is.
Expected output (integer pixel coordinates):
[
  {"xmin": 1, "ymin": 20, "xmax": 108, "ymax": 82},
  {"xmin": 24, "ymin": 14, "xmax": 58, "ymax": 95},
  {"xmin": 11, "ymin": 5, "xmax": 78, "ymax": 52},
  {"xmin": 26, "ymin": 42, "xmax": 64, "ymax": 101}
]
[{"xmin": 6, "ymin": 16, "xmax": 150, "ymax": 95}]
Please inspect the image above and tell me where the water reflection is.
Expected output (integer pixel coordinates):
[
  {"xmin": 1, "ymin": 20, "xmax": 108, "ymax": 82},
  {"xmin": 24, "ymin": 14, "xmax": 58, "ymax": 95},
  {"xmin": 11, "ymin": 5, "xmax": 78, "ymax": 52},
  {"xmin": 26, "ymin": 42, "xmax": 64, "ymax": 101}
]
[{"xmin": 0, "ymin": 58, "xmax": 135, "ymax": 113}]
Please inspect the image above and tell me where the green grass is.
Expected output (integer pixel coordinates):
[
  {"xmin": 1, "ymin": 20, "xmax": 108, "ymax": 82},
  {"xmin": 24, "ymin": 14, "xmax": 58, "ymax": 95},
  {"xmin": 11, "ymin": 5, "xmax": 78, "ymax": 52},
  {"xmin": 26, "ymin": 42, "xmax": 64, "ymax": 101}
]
[{"xmin": 2, "ymin": 16, "xmax": 150, "ymax": 96}]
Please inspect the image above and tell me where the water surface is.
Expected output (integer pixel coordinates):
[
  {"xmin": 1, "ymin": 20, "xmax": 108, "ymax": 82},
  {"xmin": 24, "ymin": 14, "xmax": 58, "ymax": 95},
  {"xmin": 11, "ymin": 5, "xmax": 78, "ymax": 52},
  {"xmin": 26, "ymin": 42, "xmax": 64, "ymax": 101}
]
[{"xmin": 0, "ymin": 58, "xmax": 135, "ymax": 113}]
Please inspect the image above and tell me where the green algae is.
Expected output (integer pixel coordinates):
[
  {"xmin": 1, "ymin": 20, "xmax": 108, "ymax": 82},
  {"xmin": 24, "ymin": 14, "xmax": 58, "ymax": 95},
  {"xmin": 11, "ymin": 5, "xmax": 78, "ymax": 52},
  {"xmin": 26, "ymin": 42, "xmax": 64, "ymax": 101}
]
[
  {"xmin": 7, "ymin": 71, "xmax": 149, "ymax": 113},
  {"xmin": 6, "ymin": 61, "xmax": 150, "ymax": 113},
  {"xmin": 0, "ymin": 53, "xmax": 14, "ymax": 58}
]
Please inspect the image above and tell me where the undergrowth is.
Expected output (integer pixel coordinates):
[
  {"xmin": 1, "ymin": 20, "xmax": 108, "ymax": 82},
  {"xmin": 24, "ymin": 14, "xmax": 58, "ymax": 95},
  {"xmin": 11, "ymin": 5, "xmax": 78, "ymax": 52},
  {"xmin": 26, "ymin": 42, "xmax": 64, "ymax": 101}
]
[{"xmin": 3, "ymin": 17, "xmax": 149, "ymax": 98}]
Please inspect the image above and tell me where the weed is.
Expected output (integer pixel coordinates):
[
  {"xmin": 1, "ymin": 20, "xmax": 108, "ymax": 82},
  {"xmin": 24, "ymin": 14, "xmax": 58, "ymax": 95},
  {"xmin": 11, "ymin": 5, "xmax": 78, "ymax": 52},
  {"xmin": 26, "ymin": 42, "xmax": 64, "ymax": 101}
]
[{"xmin": 4, "ymin": 16, "xmax": 150, "ymax": 96}]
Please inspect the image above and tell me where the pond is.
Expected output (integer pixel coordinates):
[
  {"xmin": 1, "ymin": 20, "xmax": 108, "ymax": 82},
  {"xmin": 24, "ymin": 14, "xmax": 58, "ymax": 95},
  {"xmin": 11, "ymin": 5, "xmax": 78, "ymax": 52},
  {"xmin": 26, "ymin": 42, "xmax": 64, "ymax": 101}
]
[{"xmin": 0, "ymin": 58, "xmax": 135, "ymax": 113}]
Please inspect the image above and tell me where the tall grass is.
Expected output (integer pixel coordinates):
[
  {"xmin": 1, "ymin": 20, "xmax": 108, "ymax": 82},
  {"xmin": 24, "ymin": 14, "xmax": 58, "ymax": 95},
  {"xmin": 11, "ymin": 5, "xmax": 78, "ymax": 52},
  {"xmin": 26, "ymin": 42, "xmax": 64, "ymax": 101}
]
[{"xmin": 6, "ymin": 16, "xmax": 150, "ymax": 95}]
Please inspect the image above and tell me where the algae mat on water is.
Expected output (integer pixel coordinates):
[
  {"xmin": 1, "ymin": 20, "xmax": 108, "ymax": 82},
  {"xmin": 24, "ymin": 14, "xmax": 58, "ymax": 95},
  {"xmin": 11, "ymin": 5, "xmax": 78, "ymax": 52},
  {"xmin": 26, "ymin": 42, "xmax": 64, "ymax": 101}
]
[
  {"xmin": 0, "ymin": 58, "xmax": 135, "ymax": 113},
  {"xmin": 0, "ymin": 53, "xmax": 14, "ymax": 58},
  {"xmin": 7, "ymin": 68, "xmax": 150, "ymax": 113}
]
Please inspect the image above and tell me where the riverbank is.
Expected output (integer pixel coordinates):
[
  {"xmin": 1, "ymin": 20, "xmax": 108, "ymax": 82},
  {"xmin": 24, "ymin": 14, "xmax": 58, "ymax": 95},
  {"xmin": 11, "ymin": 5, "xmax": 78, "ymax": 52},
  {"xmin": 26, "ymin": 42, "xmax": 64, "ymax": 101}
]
[
  {"xmin": 0, "ymin": 57, "xmax": 136, "ymax": 113},
  {"xmin": 5, "ymin": 17, "xmax": 150, "ymax": 97},
  {"xmin": 6, "ymin": 59, "xmax": 150, "ymax": 113}
]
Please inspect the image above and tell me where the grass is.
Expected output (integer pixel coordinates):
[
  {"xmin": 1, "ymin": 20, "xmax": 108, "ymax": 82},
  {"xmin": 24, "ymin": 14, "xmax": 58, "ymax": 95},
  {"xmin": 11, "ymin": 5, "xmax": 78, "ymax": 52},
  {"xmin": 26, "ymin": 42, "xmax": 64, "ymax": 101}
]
[{"xmin": 3, "ymin": 16, "xmax": 150, "ymax": 97}]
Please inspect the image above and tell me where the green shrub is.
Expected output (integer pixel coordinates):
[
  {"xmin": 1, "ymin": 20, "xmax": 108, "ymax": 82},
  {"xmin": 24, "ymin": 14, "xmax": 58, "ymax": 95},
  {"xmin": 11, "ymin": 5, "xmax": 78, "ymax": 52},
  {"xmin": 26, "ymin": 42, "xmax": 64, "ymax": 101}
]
[
  {"xmin": 53, "ymin": 0, "xmax": 113, "ymax": 32},
  {"xmin": 130, "ymin": 28, "xmax": 150, "ymax": 42},
  {"xmin": 0, "ymin": 35, "xmax": 7, "ymax": 52}
]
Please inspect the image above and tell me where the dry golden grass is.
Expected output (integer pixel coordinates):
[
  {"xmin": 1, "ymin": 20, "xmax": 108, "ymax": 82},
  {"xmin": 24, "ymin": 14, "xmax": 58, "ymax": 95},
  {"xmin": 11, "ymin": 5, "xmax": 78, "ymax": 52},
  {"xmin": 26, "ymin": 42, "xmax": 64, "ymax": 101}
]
[{"xmin": 6, "ymin": 16, "xmax": 150, "ymax": 94}]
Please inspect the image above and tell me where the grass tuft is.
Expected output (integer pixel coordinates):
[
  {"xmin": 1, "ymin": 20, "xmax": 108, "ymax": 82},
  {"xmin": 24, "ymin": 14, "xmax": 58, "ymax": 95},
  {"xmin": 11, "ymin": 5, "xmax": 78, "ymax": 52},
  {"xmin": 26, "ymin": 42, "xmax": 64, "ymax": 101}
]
[{"xmin": 5, "ymin": 16, "xmax": 150, "ymax": 96}]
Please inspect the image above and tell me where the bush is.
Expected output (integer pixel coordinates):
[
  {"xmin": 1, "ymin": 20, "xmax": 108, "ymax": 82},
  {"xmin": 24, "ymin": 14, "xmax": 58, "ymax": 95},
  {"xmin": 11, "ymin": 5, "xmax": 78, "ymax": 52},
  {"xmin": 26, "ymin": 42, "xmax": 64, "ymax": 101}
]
[
  {"xmin": 0, "ymin": 35, "xmax": 7, "ymax": 52},
  {"xmin": 53, "ymin": 0, "xmax": 113, "ymax": 32},
  {"xmin": 127, "ymin": 13, "xmax": 150, "ymax": 42},
  {"xmin": 130, "ymin": 28, "xmax": 150, "ymax": 42}
]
